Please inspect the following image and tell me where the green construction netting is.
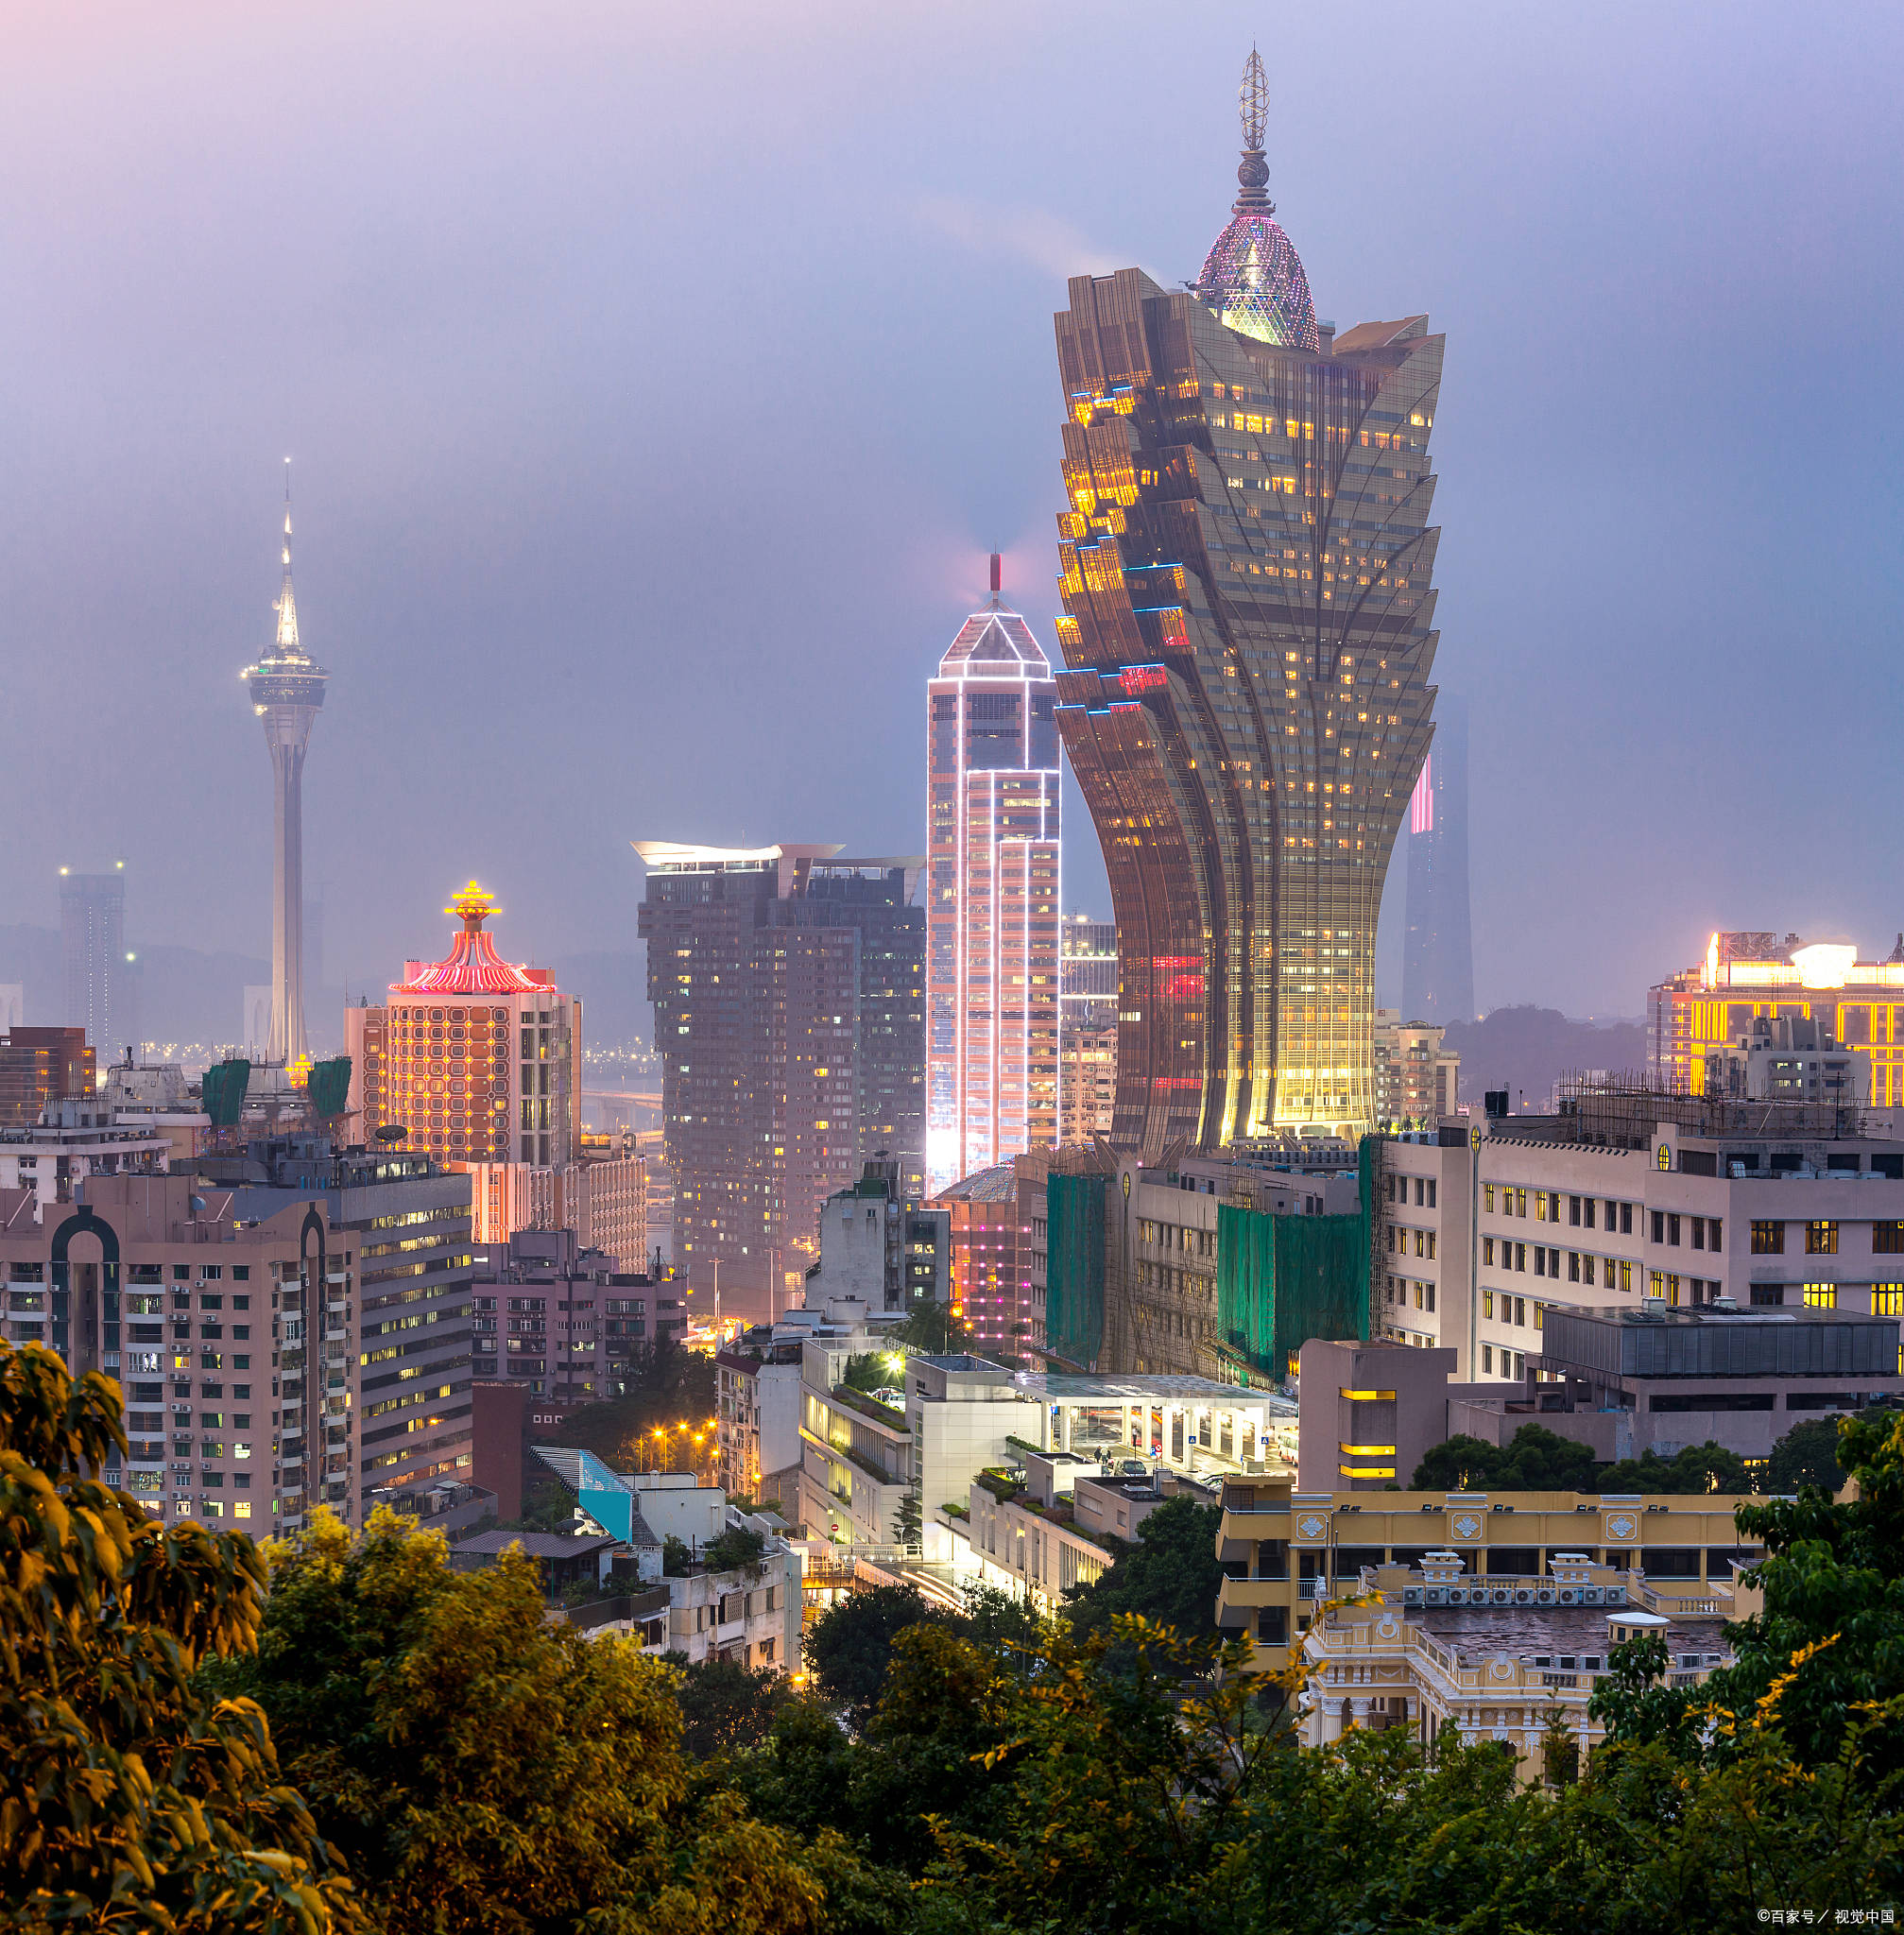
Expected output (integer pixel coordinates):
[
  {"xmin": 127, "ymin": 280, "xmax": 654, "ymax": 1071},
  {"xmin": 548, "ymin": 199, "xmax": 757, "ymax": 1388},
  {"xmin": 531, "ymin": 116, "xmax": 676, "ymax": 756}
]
[
  {"xmin": 1045, "ymin": 1171, "xmax": 1106, "ymax": 1366},
  {"xmin": 201, "ymin": 1059, "xmax": 251, "ymax": 1127},
  {"xmin": 307, "ymin": 1056, "xmax": 352, "ymax": 1118},
  {"xmin": 1216, "ymin": 1139, "xmax": 1372, "ymax": 1381}
]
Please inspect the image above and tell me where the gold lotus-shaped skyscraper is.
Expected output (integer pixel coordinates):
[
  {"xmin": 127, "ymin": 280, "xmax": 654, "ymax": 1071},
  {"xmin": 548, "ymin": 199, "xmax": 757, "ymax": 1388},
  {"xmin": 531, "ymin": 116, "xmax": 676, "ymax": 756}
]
[{"xmin": 1052, "ymin": 51, "xmax": 1442, "ymax": 1154}]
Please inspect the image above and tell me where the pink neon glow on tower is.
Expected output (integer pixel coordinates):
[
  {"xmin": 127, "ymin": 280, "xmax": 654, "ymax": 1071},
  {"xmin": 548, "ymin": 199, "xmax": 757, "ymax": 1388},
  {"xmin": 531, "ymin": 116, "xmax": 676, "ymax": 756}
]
[
  {"xmin": 1409, "ymin": 753, "xmax": 1434, "ymax": 836},
  {"xmin": 925, "ymin": 562, "xmax": 1061, "ymax": 1190}
]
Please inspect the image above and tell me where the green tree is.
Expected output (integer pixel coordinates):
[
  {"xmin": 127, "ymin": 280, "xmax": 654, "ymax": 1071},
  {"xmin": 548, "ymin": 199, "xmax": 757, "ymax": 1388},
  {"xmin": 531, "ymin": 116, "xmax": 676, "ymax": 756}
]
[
  {"xmin": 1062, "ymin": 1494, "xmax": 1225, "ymax": 1642},
  {"xmin": 1679, "ymin": 1406, "xmax": 1904, "ymax": 1774},
  {"xmin": 1600, "ymin": 1438, "xmax": 1752, "ymax": 1495},
  {"xmin": 702, "ymin": 1525, "xmax": 765, "ymax": 1573},
  {"xmin": 1408, "ymin": 1430, "xmax": 1507, "ymax": 1491},
  {"xmin": 1764, "ymin": 1413, "xmax": 1850, "ymax": 1494},
  {"xmin": 1410, "ymin": 1422, "xmax": 1598, "ymax": 1492},
  {"xmin": 220, "ymin": 1506, "xmax": 828, "ymax": 1934},
  {"xmin": 895, "ymin": 1303, "xmax": 968, "ymax": 1356},
  {"xmin": 0, "ymin": 1340, "xmax": 367, "ymax": 1932},
  {"xmin": 804, "ymin": 1583, "xmax": 957, "ymax": 1726},
  {"xmin": 668, "ymin": 1655, "xmax": 804, "ymax": 1760}
]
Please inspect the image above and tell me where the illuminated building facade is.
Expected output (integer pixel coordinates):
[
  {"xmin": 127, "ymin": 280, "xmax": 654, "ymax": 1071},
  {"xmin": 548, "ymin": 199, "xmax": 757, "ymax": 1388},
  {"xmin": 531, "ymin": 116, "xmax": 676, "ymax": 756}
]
[
  {"xmin": 926, "ymin": 557, "xmax": 1061, "ymax": 1190},
  {"xmin": 1401, "ymin": 691, "xmax": 1473, "ymax": 1025},
  {"xmin": 242, "ymin": 473, "xmax": 326, "ymax": 1068},
  {"xmin": 637, "ymin": 844, "xmax": 925, "ymax": 1319},
  {"xmin": 344, "ymin": 882, "xmax": 582, "ymax": 1167},
  {"xmin": 1649, "ymin": 932, "xmax": 1904, "ymax": 1106},
  {"xmin": 60, "ymin": 864, "xmax": 135, "ymax": 1060},
  {"xmin": 1052, "ymin": 51, "xmax": 1439, "ymax": 1157},
  {"xmin": 0, "ymin": 1027, "xmax": 95, "ymax": 1128}
]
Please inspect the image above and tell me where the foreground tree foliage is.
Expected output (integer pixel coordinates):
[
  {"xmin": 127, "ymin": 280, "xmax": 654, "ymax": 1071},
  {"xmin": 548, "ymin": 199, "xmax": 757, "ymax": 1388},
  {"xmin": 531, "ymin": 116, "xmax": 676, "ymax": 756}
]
[
  {"xmin": 0, "ymin": 1340, "xmax": 366, "ymax": 1932},
  {"xmin": 14, "ymin": 1330, "xmax": 1904, "ymax": 1933},
  {"xmin": 215, "ymin": 1508, "xmax": 830, "ymax": 1935}
]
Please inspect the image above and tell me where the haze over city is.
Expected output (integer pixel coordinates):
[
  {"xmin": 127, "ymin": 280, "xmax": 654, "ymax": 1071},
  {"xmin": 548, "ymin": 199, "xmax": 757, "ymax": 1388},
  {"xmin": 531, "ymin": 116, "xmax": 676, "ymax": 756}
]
[{"xmin": 7, "ymin": 0, "xmax": 1902, "ymax": 1022}]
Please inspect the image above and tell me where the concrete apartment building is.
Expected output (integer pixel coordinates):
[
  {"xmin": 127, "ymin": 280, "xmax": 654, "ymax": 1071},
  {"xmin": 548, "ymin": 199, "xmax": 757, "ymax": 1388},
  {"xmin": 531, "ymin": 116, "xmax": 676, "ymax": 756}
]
[
  {"xmin": 1372, "ymin": 1010, "xmax": 1460, "ymax": 1129},
  {"xmin": 196, "ymin": 1138, "xmax": 477, "ymax": 1527},
  {"xmin": 809, "ymin": 1157, "xmax": 950, "ymax": 1315},
  {"xmin": 0, "ymin": 1172, "xmax": 335, "ymax": 1533},
  {"xmin": 1375, "ymin": 1093, "xmax": 1904, "ymax": 1388},
  {"xmin": 1213, "ymin": 1471, "xmax": 1755, "ymax": 1779},
  {"xmin": 468, "ymin": 1225, "xmax": 683, "ymax": 1402},
  {"xmin": 0, "ymin": 1098, "xmax": 171, "ymax": 1211}
]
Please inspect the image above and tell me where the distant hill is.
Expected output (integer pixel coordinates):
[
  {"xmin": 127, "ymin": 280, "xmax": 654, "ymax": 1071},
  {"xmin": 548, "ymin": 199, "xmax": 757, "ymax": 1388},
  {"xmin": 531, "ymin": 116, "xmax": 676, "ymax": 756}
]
[{"xmin": 1441, "ymin": 1005, "xmax": 1649, "ymax": 1114}]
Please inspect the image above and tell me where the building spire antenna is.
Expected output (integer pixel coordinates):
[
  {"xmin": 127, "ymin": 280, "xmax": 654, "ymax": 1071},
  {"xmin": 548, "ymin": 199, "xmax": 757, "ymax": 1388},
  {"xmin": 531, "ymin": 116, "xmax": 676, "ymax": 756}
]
[
  {"xmin": 1235, "ymin": 45, "xmax": 1274, "ymax": 213},
  {"xmin": 988, "ymin": 551, "xmax": 1003, "ymax": 607},
  {"xmin": 275, "ymin": 456, "xmax": 300, "ymax": 652}
]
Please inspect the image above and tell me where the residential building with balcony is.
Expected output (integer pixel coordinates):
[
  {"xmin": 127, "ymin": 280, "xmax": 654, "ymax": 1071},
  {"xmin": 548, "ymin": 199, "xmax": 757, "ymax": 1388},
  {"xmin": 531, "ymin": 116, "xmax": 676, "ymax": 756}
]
[
  {"xmin": 468, "ymin": 1225, "xmax": 670, "ymax": 1402},
  {"xmin": 0, "ymin": 1171, "xmax": 338, "ymax": 1534},
  {"xmin": 0, "ymin": 1099, "xmax": 170, "ymax": 1212},
  {"xmin": 197, "ymin": 1137, "xmax": 476, "ymax": 1527}
]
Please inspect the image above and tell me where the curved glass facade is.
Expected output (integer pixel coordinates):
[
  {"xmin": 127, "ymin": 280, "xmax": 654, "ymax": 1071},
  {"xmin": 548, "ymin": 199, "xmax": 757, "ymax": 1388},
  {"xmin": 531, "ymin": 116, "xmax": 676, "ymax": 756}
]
[{"xmin": 1052, "ymin": 269, "xmax": 1441, "ymax": 1157}]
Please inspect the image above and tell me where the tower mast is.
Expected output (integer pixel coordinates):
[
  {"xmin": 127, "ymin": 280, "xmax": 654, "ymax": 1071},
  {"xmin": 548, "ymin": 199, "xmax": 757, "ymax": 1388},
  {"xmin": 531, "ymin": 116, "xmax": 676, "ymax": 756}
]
[{"xmin": 243, "ymin": 459, "xmax": 328, "ymax": 1068}]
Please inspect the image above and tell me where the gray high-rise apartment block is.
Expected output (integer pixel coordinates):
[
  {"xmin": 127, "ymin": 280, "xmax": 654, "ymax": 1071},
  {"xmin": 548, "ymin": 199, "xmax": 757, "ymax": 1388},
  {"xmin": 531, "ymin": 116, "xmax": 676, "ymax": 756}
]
[
  {"xmin": 1401, "ymin": 691, "xmax": 1475, "ymax": 1024},
  {"xmin": 60, "ymin": 863, "xmax": 134, "ymax": 1059},
  {"xmin": 242, "ymin": 471, "xmax": 326, "ymax": 1067},
  {"xmin": 636, "ymin": 844, "xmax": 925, "ymax": 1321}
]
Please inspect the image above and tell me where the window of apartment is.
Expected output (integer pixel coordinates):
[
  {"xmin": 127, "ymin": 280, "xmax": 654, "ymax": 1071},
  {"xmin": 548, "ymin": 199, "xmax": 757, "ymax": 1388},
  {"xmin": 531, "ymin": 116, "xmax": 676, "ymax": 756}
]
[
  {"xmin": 1807, "ymin": 1221, "xmax": 1839, "ymax": 1256},
  {"xmin": 1515, "ymin": 1243, "xmax": 1527, "ymax": 1272},
  {"xmin": 1569, "ymin": 1195, "xmax": 1582, "ymax": 1226},
  {"xmin": 1874, "ymin": 1287, "xmax": 1904, "ymax": 1316},
  {"xmin": 1803, "ymin": 1284, "xmax": 1837, "ymax": 1309},
  {"xmin": 1483, "ymin": 1291, "xmax": 1494, "ymax": 1320},
  {"xmin": 1482, "ymin": 1344, "xmax": 1493, "ymax": 1373},
  {"xmin": 1414, "ymin": 1176, "xmax": 1425, "ymax": 1207},
  {"xmin": 1651, "ymin": 1210, "xmax": 1665, "ymax": 1244},
  {"xmin": 1534, "ymin": 1303, "xmax": 1545, "ymax": 1330},
  {"xmin": 1483, "ymin": 1238, "xmax": 1495, "ymax": 1266},
  {"xmin": 1424, "ymin": 1283, "xmax": 1436, "ymax": 1312},
  {"xmin": 1569, "ymin": 1252, "xmax": 1581, "ymax": 1283},
  {"xmin": 1752, "ymin": 1222, "xmax": 1786, "ymax": 1255},
  {"xmin": 1515, "ymin": 1190, "xmax": 1528, "ymax": 1217},
  {"xmin": 1668, "ymin": 1214, "xmax": 1681, "ymax": 1246},
  {"xmin": 1650, "ymin": 1272, "xmax": 1664, "ymax": 1298},
  {"xmin": 1621, "ymin": 1203, "xmax": 1634, "ymax": 1236},
  {"xmin": 1709, "ymin": 1218, "xmax": 1723, "ymax": 1252},
  {"xmin": 1427, "ymin": 1180, "xmax": 1436, "ymax": 1208},
  {"xmin": 1484, "ymin": 1185, "xmax": 1495, "ymax": 1213},
  {"xmin": 1619, "ymin": 1260, "xmax": 1633, "ymax": 1293},
  {"xmin": 1875, "ymin": 1224, "xmax": 1904, "ymax": 1256},
  {"xmin": 1535, "ymin": 1192, "xmax": 1549, "ymax": 1223},
  {"xmin": 1691, "ymin": 1218, "xmax": 1706, "ymax": 1251},
  {"xmin": 1534, "ymin": 1248, "xmax": 1546, "ymax": 1277},
  {"xmin": 1584, "ymin": 1198, "xmax": 1597, "ymax": 1230},
  {"xmin": 1750, "ymin": 1285, "xmax": 1784, "ymax": 1307}
]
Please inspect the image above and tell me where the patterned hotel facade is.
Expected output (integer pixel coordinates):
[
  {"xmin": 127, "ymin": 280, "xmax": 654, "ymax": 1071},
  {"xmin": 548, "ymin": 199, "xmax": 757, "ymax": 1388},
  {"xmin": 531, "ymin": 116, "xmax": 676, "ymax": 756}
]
[
  {"xmin": 345, "ymin": 883, "xmax": 582, "ymax": 1168},
  {"xmin": 1052, "ymin": 56, "xmax": 1439, "ymax": 1156}
]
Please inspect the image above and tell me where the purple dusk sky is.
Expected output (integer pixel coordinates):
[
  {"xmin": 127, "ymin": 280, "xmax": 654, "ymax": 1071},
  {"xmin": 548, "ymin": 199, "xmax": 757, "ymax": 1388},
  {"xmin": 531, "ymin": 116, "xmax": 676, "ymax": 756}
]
[{"xmin": 5, "ymin": 1, "xmax": 1901, "ymax": 1024}]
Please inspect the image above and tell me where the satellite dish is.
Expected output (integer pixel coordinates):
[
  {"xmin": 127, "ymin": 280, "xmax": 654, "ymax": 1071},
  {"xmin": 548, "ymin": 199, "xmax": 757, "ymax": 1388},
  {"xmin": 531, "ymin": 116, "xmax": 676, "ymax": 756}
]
[{"xmin": 375, "ymin": 1123, "xmax": 409, "ymax": 1144}]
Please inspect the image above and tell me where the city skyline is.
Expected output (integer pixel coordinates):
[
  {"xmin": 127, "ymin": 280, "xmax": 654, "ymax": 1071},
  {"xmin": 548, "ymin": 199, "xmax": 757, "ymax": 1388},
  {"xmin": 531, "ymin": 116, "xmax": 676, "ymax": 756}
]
[{"xmin": 7, "ymin": 5, "xmax": 1904, "ymax": 1026}]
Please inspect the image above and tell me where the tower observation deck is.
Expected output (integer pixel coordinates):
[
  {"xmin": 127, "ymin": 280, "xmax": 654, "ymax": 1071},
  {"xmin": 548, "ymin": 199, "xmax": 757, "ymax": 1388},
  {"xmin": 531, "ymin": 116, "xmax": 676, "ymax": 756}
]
[{"xmin": 242, "ymin": 465, "xmax": 328, "ymax": 1067}]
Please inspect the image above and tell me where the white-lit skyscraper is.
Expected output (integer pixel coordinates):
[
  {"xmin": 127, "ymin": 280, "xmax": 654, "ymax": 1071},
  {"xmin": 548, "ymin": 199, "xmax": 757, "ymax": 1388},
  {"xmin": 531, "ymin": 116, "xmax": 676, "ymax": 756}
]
[
  {"xmin": 242, "ymin": 471, "xmax": 327, "ymax": 1067},
  {"xmin": 60, "ymin": 863, "xmax": 133, "ymax": 1058},
  {"xmin": 926, "ymin": 557, "xmax": 1061, "ymax": 1190}
]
